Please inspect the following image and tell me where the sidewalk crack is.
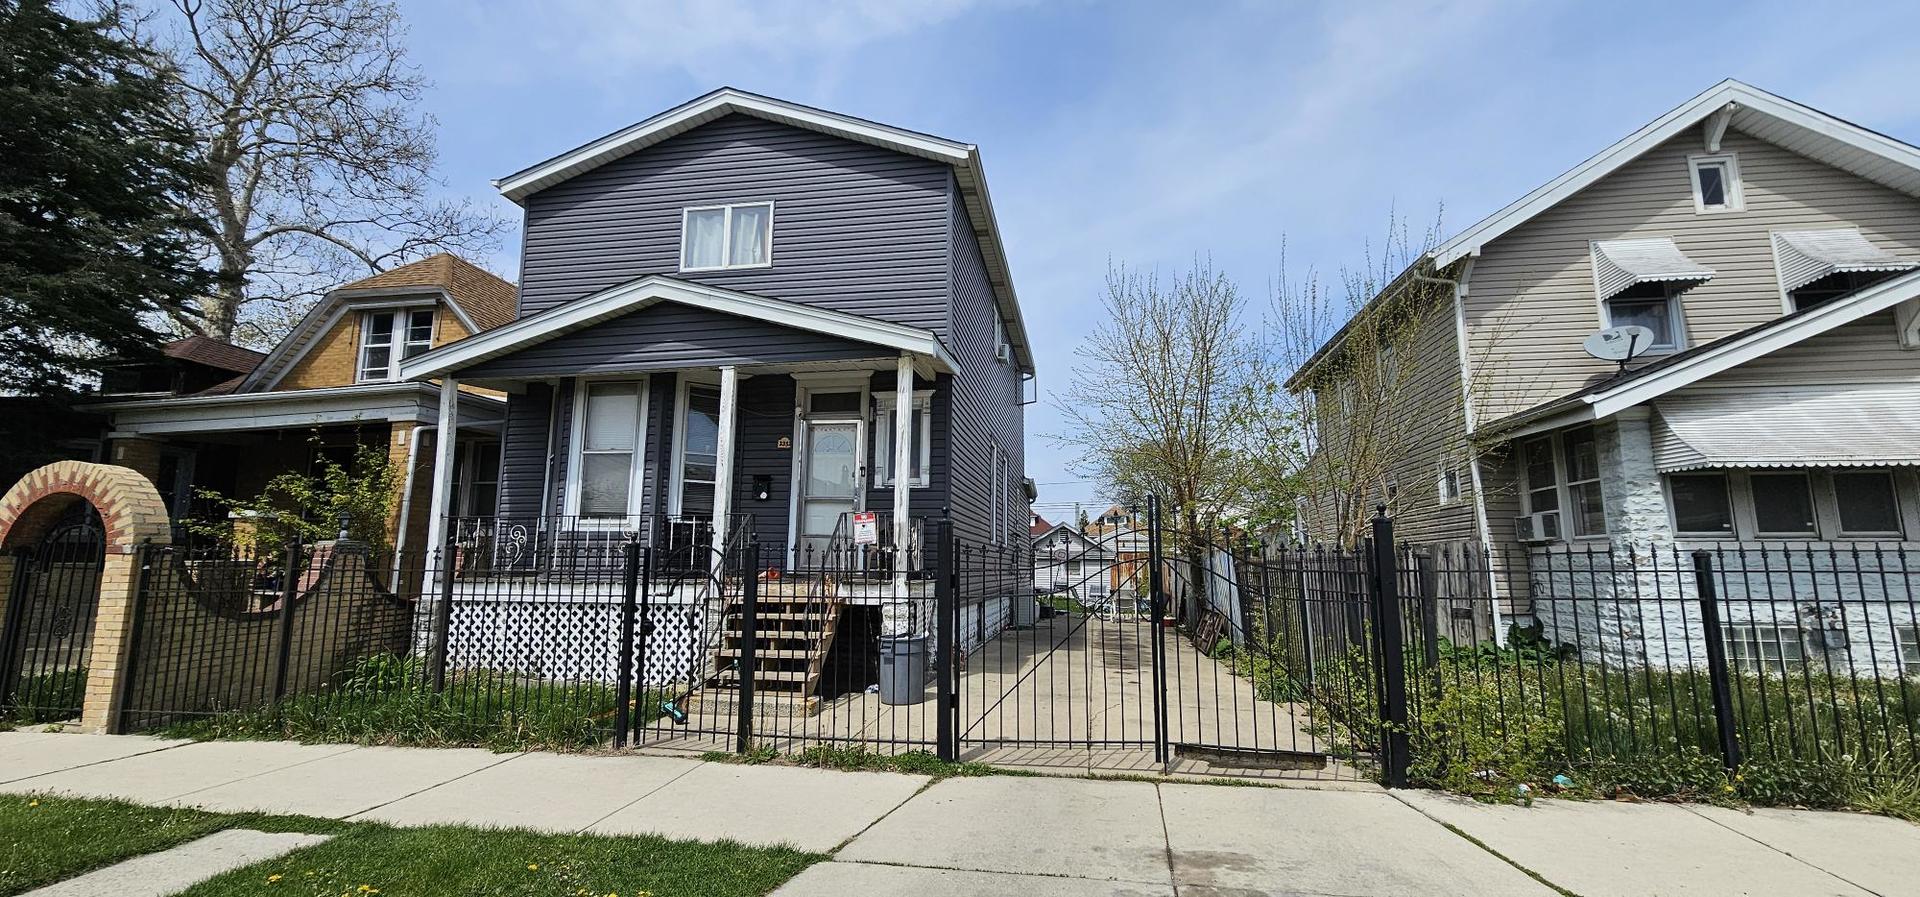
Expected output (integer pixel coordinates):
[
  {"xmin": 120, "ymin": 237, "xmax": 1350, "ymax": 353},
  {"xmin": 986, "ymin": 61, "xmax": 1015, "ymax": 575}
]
[{"xmin": 1680, "ymin": 804, "xmax": 1888, "ymax": 897}]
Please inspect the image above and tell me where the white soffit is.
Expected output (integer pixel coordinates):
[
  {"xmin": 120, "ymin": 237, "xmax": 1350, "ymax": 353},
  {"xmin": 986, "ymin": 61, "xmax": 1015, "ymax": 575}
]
[
  {"xmin": 1592, "ymin": 238, "xmax": 1716, "ymax": 300},
  {"xmin": 1772, "ymin": 228, "xmax": 1919, "ymax": 293},
  {"xmin": 1653, "ymin": 383, "xmax": 1920, "ymax": 472},
  {"xmin": 1434, "ymin": 80, "xmax": 1920, "ymax": 267}
]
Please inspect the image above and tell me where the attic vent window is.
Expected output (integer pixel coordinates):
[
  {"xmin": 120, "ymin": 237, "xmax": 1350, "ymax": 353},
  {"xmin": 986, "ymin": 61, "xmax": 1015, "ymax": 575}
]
[
  {"xmin": 681, "ymin": 203, "xmax": 773, "ymax": 271},
  {"xmin": 1688, "ymin": 154, "xmax": 1742, "ymax": 213}
]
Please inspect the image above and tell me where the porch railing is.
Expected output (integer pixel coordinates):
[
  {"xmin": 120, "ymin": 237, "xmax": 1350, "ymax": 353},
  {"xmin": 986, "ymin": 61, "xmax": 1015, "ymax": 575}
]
[
  {"xmin": 447, "ymin": 514, "xmax": 756, "ymax": 579},
  {"xmin": 815, "ymin": 510, "xmax": 927, "ymax": 579}
]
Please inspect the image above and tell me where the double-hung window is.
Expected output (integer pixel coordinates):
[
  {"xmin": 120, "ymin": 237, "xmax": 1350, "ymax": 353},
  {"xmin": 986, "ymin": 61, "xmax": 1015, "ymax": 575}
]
[
  {"xmin": 571, "ymin": 380, "xmax": 646, "ymax": 519},
  {"xmin": 1562, "ymin": 427, "xmax": 1605, "ymax": 537},
  {"xmin": 674, "ymin": 384, "xmax": 723, "ymax": 516},
  {"xmin": 681, "ymin": 202, "xmax": 773, "ymax": 271},
  {"xmin": 358, "ymin": 308, "xmax": 434, "ymax": 382},
  {"xmin": 873, "ymin": 392, "xmax": 932, "ymax": 487},
  {"xmin": 1899, "ymin": 625, "xmax": 1920, "ymax": 672},
  {"xmin": 1522, "ymin": 438, "xmax": 1561, "ymax": 517}
]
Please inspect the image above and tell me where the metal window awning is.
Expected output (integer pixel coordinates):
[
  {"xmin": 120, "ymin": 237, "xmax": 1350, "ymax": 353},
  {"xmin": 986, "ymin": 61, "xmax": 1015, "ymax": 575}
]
[
  {"xmin": 1772, "ymin": 228, "xmax": 1919, "ymax": 293},
  {"xmin": 1652, "ymin": 383, "xmax": 1920, "ymax": 472},
  {"xmin": 1591, "ymin": 238, "xmax": 1717, "ymax": 301}
]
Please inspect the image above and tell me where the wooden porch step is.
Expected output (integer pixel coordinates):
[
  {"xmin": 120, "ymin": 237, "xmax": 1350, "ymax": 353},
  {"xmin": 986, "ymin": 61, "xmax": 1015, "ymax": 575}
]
[{"xmin": 718, "ymin": 648, "xmax": 816, "ymax": 660}]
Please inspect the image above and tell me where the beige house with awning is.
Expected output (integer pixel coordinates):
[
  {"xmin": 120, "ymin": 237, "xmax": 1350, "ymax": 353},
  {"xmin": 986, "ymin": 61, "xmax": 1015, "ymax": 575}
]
[{"xmin": 1291, "ymin": 80, "xmax": 1920, "ymax": 661}]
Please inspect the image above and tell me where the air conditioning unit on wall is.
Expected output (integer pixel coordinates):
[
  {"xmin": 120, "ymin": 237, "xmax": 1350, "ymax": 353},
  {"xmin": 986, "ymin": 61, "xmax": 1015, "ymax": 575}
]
[
  {"xmin": 995, "ymin": 343, "xmax": 1012, "ymax": 364},
  {"xmin": 1514, "ymin": 511, "xmax": 1561, "ymax": 543}
]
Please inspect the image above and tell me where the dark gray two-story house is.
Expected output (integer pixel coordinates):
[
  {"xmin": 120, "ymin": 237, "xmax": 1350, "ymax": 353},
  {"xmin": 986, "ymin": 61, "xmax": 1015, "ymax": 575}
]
[{"xmin": 397, "ymin": 89, "xmax": 1034, "ymax": 694}]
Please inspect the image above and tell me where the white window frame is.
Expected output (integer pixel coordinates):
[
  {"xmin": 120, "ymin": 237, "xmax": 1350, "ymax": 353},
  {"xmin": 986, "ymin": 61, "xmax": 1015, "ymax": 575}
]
[
  {"xmin": 1688, "ymin": 153, "xmax": 1744, "ymax": 214},
  {"xmin": 564, "ymin": 376, "xmax": 651, "ymax": 524},
  {"xmin": 1562, "ymin": 426, "xmax": 1606, "ymax": 538},
  {"xmin": 1436, "ymin": 463, "xmax": 1462, "ymax": 506},
  {"xmin": 679, "ymin": 202, "xmax": 775, "ymax": 272},
  {"xmin": 873, "ymin": 390, "xmax": 933, "ymax": 488},
  {"xmin": 1725, "ymin": 623, "xmax": 1804, "ymax": 675},
  {"xmin": 1520, "ymin": 436, "xmax": 1561, "ymax": 518},
  {"xmin": 993, "ymin": 314, "xmax": 1010, "ymax": 363},
  {"xmin": 357, "ymin": 307, "xmax": 435, "ymax": 382},
  {"xmin": 1600, "ymin": 282, "xmax": 1687, "ymax": 352},
  {"xmin": 669, "ymin": 375, "xmax": 723, "ymax": 516}
]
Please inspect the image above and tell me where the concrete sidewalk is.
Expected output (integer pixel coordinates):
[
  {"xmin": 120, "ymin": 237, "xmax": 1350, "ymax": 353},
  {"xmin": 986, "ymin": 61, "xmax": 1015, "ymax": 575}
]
[{"xmin": 1, "ymin": 732, "xmax": 1914, "ymax": 896}]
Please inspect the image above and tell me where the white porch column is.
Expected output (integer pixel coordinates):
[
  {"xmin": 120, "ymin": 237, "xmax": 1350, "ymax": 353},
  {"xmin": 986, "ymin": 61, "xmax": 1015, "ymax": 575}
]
[
  {"xmin": 425, "ymin": 378, "xmax": 460, "ymax": 573},
  {"xmin": 892, "ymin": 354, "xmax": 914, "ymax": 590},
  {"xmin": 711, "ymin": 366, "xmax": 739, "ymax": 561}
]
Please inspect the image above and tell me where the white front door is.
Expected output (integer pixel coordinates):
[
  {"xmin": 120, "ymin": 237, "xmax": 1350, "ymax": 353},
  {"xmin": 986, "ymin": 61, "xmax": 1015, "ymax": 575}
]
[{"xmin": 796, "ymin": 419, "xmax": 862, "ymax": 560}]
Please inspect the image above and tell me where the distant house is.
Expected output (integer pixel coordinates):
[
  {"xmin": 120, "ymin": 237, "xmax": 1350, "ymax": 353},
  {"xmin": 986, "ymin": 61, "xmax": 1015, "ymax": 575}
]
[
  {"xmin": 1031, "ymin": 519, "xmax": 1113, "ymax": 600},
  {"xmin": 1293, "ymin": 80, "xmax": 1920, "ymax": 668},
  {"xmin": 88, "ymin": 253, "xmax": 515, "ymax": 554}
]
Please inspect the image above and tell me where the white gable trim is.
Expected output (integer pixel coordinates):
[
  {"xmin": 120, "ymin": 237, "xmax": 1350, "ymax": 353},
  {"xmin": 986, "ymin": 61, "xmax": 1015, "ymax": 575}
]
[
  {"xmin": 396, "ymin": 275, "xmax": 959, "ymax": 380},
  {"xmin": 1585, "ymin": 267, "xmax": 1920, "ymax": 418},
  {"xmin": 491, "ymin": 87, "xmax": 1032, "ymax": 372},
  {"xmin": 1434, "ymin": 80, "xmax": 1920, "ymax": 267}
]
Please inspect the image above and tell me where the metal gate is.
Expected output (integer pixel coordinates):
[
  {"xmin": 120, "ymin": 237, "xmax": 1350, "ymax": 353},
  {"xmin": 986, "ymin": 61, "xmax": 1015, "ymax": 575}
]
[
  {"xmin": 0, "ymin": 520, "xmax": 106, "ymax": 724},
  {"xmin": 950, "ymin": 499, "xmax": 1408, "ymax": 782}
]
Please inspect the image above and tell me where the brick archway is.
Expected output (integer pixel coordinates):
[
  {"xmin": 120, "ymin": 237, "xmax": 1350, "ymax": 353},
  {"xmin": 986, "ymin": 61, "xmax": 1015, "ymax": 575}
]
[
  {"xmin": 0, "ymin": 460, "xmax": 172, "ymax": 554},
  {"xmin": 0, "ymin": 461, "xmax": 171, "ymax": 733}
]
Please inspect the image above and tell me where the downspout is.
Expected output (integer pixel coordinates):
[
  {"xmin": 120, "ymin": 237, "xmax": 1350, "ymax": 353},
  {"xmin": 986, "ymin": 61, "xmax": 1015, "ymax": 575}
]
[{"xmin": 391, "ymin": 423, "xmax": 433, "ymax": 587}]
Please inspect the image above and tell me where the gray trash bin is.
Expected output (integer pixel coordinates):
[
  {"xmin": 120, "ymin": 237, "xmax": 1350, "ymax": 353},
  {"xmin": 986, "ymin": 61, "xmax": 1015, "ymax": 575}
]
[{"xmin": 878, "ymin": 635, "xmax": 929, "ymax": 705}]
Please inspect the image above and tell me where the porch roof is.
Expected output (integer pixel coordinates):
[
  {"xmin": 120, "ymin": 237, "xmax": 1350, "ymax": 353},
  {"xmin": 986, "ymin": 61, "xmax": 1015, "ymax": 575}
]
[
  {"xmin": 88, "ymin": 382, "xmax": 503, "ymax": 437},
  {"xmin": 396, "ymin": 274, "xmax": 960, "ymax": 383},
  {"xmin": 1653, "ymin": 383, "xmax": 1920, "ymax": 472}
]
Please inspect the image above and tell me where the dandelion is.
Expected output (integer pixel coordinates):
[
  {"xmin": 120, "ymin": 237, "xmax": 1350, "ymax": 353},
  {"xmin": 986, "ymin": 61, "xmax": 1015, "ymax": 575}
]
[
  {"xmin": 267, "ymin": 874, "xmax": 283, "ymax": 882},
  {"xmin": 26, "ymin": 800, "xmax": 37, "ymax": 808},
  {"xmin": 528, "ymin": 863, "xmax": 540, "ymax": 871}
]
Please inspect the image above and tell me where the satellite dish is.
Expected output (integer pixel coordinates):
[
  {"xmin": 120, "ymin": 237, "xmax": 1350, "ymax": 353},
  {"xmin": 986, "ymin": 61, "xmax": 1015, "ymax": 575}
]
[{"xmin": 1584, "ymin": 325, "xmax": 1655, "ymax": 365}]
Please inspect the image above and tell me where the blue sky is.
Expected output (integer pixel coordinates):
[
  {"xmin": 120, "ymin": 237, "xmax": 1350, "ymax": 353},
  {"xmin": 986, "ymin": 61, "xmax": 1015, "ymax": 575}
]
[{"xmin": 397, "ymin": 0, "xmax": 1920, "ymax": 518}]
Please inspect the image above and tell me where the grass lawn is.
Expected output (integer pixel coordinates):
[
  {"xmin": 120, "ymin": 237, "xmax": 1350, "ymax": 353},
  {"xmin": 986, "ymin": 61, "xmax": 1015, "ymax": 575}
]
[{"xmin": 1, "ymin": 795, "xmax": 821, "ymax": 897}]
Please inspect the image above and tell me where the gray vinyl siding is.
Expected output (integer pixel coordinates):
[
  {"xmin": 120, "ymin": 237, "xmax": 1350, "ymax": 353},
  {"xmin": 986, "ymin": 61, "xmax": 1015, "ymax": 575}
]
[
  {"xmin": 516, "ymin": 114, "xmax": 952, "ymax": 335},
  {"xmin": 1465, "ymin": 127, "xmax": 1920, "ymax": 423},
  {"xmin": 457, "ymin": 303, "xmax": 894, "ymax": 380},
  {"xmin": 731, "ymin": 375, "xmax": 794, "ymax": 548},
  {"xmin": 496, "ymin": 383, "xmax": 555, "ymax": 519},
  {"xmin": 944, "ymin": 175, "xmax": 1027, "ymax": 566}
]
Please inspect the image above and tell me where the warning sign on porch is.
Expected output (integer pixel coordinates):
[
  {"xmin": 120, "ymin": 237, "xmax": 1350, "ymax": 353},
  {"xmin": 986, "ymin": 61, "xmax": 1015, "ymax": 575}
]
[{"xmin": 852, "ymin": 511, "xmax": 879, "ymax": 545}]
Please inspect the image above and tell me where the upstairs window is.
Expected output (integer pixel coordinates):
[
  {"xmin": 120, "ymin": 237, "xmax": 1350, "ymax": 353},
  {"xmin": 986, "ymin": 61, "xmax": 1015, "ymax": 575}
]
[
  {"xmin": 358, "ymin": 308, "xmax": 434, "ymax": 382},
  {"xmin": 681, "ymin": 203, "xmax": 773, "ymax": 271},
  {"xmin": 1689, "ymin": 153, "xmax": 1743, "ymax": 214},
  {"xmin": 1788, "ymin": 270, "xmax": 1899, "ymax": 312},
  {"xmin": 1604, "ymin": 282, "xmax": 1682, "ymax": 350}
]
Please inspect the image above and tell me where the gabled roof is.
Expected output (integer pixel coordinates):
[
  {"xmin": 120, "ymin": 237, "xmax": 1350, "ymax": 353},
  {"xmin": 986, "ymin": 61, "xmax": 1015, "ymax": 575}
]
[
  {"xmin": 162, "ymin": 336, "xmax": 264, "ymax": 374},
  {"xmin": 1434, "ymin": 79, "xmax": 1920, "ymax": 267},
  {"xmin": 334, "ymin": 253, "xmax": 517, "ymax": 330},
  {"xmin": 396, "ymin": 274, "xmax": 960, "ymax": 381},
  {"xmin": 240, "ymin": 253, "xmax": 514, "ymax": 392},
  {"xmin": 490, "ymin": 87, "xmax": 1031, "ymax": 371},
  {"xmin": 1485, "ymin": 267, "xmax": 1920, "ymax": 437}
]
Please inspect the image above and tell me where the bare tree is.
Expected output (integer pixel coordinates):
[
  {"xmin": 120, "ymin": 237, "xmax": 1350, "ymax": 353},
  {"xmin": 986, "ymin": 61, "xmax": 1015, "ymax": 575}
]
[
  {"xmin": 1267, "ymin": 215, "xmax": 1453, "ymax": 545},
  {"xmin": 1053, "ymin": 261, "xmax": 1276, "ymax": 612},
  {"xmin": 154, "ymin": 0, "xmax": 503, "ymax": 343}
]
